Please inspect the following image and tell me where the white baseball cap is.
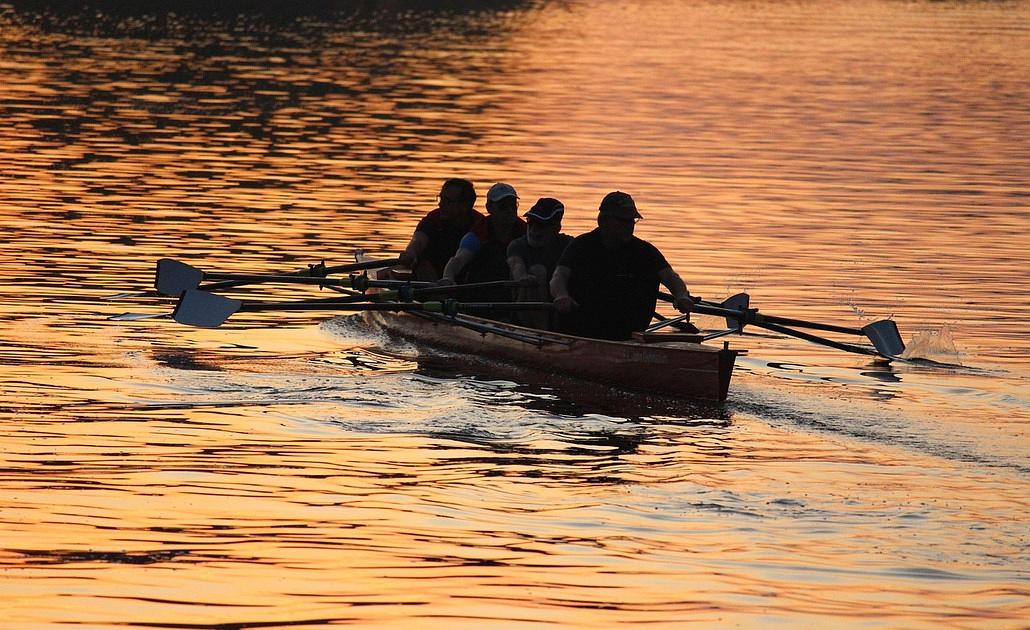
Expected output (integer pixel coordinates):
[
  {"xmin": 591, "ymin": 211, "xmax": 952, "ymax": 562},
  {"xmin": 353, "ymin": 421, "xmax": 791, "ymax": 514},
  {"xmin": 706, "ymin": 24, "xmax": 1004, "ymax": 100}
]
[{"xmin": 486, "ymin": 182, "xmax": 518, "ymax": 202}]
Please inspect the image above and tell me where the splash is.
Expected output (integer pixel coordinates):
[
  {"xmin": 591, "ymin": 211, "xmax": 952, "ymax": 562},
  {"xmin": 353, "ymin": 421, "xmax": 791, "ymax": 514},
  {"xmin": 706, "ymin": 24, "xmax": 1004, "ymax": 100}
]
[{"xmin": 901, "ymin": 325, "xmax": 963, "ymax": 363}]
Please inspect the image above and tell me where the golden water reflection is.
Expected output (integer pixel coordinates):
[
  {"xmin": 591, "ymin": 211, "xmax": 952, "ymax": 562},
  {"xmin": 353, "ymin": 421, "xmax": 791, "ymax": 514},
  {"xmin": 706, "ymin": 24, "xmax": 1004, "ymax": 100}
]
[{"xmin": 1, "ymin": 0, "xmax": 1028, "ymax": 627}]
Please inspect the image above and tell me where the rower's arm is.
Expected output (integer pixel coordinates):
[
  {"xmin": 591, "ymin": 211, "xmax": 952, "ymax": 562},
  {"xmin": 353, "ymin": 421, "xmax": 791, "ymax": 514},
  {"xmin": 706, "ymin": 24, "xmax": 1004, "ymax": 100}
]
[
  {"xmin": 550, "ymin": 265, "xmax": 571, "ymax": 298},
  {"xmin": 441, "ymin": 248, "xmax": 475, "ymax": 284},
  {"xmin": 549, "ymin": 265, "xmax": 577, "ymax": 312},
  {"xmin": 657, "ymin": 266, "xmax": 693, "ymax": 314},
  {"xmin": 400, "ymin": 232, "xmax": 429, "ymax": 266},
  {"xmin": 507, "ymin": 254, "xmax": 528, "ymax": 280}
]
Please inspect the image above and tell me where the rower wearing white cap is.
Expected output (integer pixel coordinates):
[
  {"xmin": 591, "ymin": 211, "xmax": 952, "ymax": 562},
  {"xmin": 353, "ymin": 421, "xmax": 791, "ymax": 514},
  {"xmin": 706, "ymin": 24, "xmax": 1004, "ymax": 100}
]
[{"xmin": 439, "ymin": 183, "xmax": 527, "ymax": 305}]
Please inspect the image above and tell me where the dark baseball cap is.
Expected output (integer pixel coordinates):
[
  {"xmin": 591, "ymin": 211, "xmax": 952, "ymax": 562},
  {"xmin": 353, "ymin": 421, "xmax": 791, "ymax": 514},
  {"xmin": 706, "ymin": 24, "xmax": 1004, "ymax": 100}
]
[
  {"xmin": 524, "ymin": 197, "xmax": 565, "ymax": 223},
  {"xmin": 598, "ymin": 191, "xmax": 642, "ymax": 219}
]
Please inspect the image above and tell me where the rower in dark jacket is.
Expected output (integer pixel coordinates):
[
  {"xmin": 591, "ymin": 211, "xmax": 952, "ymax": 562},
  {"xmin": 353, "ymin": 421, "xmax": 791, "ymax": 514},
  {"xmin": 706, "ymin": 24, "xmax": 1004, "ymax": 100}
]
[
  {"xmin": 550, "ymin": 191, "xmax": 693, "ymax": 341},
  {"xmin": 397, "ymin": 178, "xmax": 483, "ymax": 281}
]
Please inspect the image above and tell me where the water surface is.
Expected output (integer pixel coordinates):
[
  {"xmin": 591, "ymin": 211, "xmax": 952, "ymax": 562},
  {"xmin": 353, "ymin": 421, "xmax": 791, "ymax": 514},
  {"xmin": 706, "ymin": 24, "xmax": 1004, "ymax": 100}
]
[{"xmin": 1, "ymin": 1, "xmax": 1028, "ymax": 627}]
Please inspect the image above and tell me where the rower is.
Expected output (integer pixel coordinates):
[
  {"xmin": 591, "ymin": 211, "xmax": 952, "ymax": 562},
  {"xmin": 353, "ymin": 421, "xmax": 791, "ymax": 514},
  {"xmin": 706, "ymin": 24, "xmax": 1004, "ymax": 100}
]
[
  {"xmin": 397, "ymin": 178, "xmax": 483, "ymax": 281},
  {"xmin": 506, "ymin": 197, "xmax": 573, "ymax": 330},
  {"xmin": 438, "ymin": 182, "xmax": 527, "ymax": 305},
  {"xmin": 550, "ymin": 191, "xmax": 693, "ymax": 341}
]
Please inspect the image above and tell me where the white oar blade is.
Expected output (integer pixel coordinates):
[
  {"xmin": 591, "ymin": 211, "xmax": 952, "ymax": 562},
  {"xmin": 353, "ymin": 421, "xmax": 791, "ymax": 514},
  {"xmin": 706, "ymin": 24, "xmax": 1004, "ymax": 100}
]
[
  {"xmin": 155, "ymin": 258, "xmax": 204, "ymax": 297},
  {"xmin": 863, "ymin": 319, "xmax": 906, "ymax": 358},
  {"xmin": 172, "ymin": 289, "xmax": 242, "ymax": 328},
  {"xmin": 108, "ymin": 312, "xmax": 170, "ymax": 321},
  {"xmin": 720, "ymin": 293, "xmax": 750, "ymax": 330}
]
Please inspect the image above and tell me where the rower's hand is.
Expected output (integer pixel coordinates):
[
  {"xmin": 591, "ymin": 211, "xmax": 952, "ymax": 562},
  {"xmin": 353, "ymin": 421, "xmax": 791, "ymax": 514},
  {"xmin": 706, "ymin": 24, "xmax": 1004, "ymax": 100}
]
[
  {"xmin": 516, "ymin": 273, "xmax": 538, "ymax": 288},
  {"xmin": 397, "ymin": 251, "xmax": 416, "ymax": 267},
  {"xmin": 437, "ymin": 277, "xmax": 456, "ymax": 287},
  {"xmin": 553, "ymin": 295, "xmax": 578, "ymax": 313},
  {"xmin": 673, "ymin": 294, "xmax": 694, "ymax": 318}
]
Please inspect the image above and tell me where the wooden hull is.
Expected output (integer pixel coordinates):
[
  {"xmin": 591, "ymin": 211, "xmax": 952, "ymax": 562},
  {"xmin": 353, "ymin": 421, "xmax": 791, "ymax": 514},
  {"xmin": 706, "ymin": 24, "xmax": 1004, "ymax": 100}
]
[{"xmin": 364, "ymin": 310, "xmax": 738, "ymax": 401}]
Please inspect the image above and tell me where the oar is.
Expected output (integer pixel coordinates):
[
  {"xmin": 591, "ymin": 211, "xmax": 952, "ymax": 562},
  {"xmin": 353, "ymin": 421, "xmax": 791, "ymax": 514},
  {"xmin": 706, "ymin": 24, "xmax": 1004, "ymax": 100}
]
[
  {"xmin": 659, "ymin": 293, "xmax": 905, "ymax": 359},
  {"xmin": 660, "ymin": 291, "xmax": 879, "ymax": 337},
  {"xmin": 171, "ymin": 289, "xmax": 555, "ymax": 328},
  {"xmin": 108, "ymin": 291, "xmax": 373, "ymax": 322},
  {"xmin": 103, "ymin": 256, "xmax": 401, "ymax": 300},
  {"xmin": 105, "ymin": 256, "xmax": 403, "ymax": 300},
  {"xmin": 338, "ymin": 279, "xmax": 523, "ymax": 303},
  {"xmin": 108, "ymin": 312, "xmax": 171, "ymax": 322},
  {"xmin": 410, "ymin": 311, "xmax": 571, "ymax": 347},
  {"xmin": 155, "ymin": 258, "xmax": 423, "ymax": 297}
]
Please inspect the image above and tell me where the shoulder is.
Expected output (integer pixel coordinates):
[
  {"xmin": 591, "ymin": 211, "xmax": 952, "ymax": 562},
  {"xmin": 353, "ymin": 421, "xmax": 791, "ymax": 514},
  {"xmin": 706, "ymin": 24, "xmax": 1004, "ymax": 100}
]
[
  {"xmin": 631, "ymin": 235, "xmax": 660, "ymax": 253},
  {"xmin": 577, "ymin": 229, "xmax": 606, "ymax": 250},
  {"xmin": 549, "ymin": 233, "xmax": 574, "ymax": 254},
  {"xmin": 558, "ymin": 230, "xmax": 597, "ymax": 262},
  {"xmin": 632, "ymin": 236, "xmax": 668, "ymax": 264},
  {"xmin": 571, "ymin": 228, "xmax": 602, "ymax": 245},
  {"xmin": 416, "ymin": 208, "xmax": 443, "ymax": 229},
  {"xmin": 507, "ymin": 235, "xmax": 529, "ymax": 254},
  {"xmin": 470, "ymin": 215, "xmax": 490, "ymax": 238}
]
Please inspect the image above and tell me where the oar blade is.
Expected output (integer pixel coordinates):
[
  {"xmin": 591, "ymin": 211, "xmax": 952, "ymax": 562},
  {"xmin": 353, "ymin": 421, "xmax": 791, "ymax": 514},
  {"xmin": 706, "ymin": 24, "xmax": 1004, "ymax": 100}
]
[
  {"xmin": 863, "ymin": 319, "xmax": 906, "ymax": 358},
  {"xmin": 720, "ymin": 293, "xmax": 750, "ymax": 330},
  {"xmin": 172, "ymin": 289, "xmax": 242, "ymax": 327},
  {"xmin": 155, "ymin": 258, "xmax": 204, "ymax": 296}
]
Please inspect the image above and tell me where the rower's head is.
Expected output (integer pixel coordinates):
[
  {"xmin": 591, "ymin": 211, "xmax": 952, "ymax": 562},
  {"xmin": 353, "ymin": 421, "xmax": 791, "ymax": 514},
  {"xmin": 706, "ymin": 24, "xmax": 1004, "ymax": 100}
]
[
  {"xmin": 597, "ymin": 191, "xmax": 641, "ymax": 244},
  {"xmin": 485, "ymin": 182, "xmax": 519, "ymax": 223},
  {"xmin": 438, "ymin": 178, "xmax": 476, "ymax": 220},
  {"xmin": 524, "ymin": 197, "xmax": 564, "ymax": 248}
]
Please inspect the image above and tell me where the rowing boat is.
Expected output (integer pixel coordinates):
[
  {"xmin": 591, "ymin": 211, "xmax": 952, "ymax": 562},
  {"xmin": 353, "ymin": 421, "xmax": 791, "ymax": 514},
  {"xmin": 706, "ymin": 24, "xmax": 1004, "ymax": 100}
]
[
  {"xmin": 359, "ymin": 257, "xmax": 739, "ymax": 400},
  {"xmin": 363, "ymin": 309, "xmax": 739, "ymax": 401}
]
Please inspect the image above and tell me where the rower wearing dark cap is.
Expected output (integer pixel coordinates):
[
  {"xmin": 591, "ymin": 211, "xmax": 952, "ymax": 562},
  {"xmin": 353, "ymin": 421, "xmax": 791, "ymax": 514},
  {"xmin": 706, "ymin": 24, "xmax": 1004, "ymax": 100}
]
[
  {"xmin": 506, "ymin": 197, "xmax": 574, "ymax": 329},
  {"xmin": 550, "ymin": 191, "xmax": 693, "ymax": 341}
]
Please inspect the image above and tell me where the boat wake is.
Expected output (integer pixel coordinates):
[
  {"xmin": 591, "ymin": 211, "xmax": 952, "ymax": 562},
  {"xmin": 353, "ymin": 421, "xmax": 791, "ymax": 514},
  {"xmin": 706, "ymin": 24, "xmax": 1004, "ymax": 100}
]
[{"xmin": 729, "ymin": 376, "xmax": 1029, "ymax": 477}]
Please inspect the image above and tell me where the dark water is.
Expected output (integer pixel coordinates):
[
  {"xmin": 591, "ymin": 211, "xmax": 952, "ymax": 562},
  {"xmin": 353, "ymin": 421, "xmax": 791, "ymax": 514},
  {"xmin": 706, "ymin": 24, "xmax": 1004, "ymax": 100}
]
[{"xmin": 1, "ymin": 1, "xmax": 1028, "ymax": 627}]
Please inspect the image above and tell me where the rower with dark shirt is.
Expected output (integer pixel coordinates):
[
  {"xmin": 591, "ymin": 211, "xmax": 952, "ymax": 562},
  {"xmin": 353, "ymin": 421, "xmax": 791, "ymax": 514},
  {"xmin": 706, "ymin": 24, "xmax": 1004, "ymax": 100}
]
[
  {"xmin": 550, "ymin": 191, "xmax": 693, "ymax": 341},
  {"xmin": 397, "ymin": 178, "xmax": 483, "ymax": 281},
  {"xmin": 506, "ymin": 197, "xmax": 573, "ymax": 330}
]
